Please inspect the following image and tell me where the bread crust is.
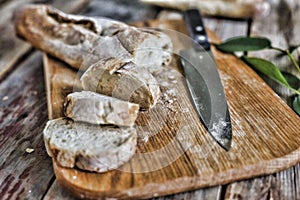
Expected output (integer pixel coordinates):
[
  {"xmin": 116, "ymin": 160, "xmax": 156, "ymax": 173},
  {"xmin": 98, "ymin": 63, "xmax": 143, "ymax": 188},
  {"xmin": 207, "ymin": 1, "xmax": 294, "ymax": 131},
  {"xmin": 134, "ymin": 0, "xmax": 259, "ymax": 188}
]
[
  {"xmin": 80, "ymin": 58, "xmax": 160, "ymax": 109},
  {"xmin": 43, "ymin": 118, "xmax": 137, "ymax": 173},
  {"xmin": 15, "ymin": 5, "xmax": 173, "ymax": 71}
]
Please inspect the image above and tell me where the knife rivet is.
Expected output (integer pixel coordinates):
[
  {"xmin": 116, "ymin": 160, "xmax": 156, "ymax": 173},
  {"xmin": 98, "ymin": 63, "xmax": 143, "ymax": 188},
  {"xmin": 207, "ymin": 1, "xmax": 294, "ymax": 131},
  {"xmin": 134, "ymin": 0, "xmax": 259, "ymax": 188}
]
[
  {"xmin": 195, "ymin": 26, "xmax": 203, "ymax": 32},
  {"xmin": 198, "ymin": 35, "xmax": 206, "ymax": 41}
]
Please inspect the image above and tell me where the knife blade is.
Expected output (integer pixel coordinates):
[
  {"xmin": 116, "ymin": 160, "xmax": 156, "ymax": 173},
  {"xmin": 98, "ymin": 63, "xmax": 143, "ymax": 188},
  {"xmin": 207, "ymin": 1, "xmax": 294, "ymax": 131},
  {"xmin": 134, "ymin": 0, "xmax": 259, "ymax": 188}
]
[{"xmin": 180, "ymin": 9, "xmax": 232, "ymax": 151}]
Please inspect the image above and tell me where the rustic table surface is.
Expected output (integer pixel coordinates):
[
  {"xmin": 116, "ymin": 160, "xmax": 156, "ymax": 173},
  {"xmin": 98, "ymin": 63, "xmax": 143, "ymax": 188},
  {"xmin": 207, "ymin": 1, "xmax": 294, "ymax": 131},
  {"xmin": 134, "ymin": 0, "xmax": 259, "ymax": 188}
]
[{"xmin": 0, "ymin": 0, "xmax": 299, "ymax": 199}]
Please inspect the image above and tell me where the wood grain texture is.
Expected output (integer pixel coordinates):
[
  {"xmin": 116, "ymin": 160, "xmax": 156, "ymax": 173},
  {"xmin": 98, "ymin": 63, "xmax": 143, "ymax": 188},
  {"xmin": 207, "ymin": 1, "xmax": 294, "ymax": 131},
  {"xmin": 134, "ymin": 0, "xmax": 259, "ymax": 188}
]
[
  {"xmin": 0, "ymin": 0, "xmax": 89, "ymax": 81},
  {"xmin": 270, "ymin": 163, "xmax": 300, "ymax": 200},
  {"xmin": 249, "ymin": 1, "xmax": 300, "ymax": 199},
  {"xmin": 45, "ymin": 180, "xmax": 222, "ymax": 200},
  {"xmin": 155, "ymin": 11, "xmax": 250, "ymax": 200},
  {"xmin": 0, "ymin": 52, "xmax": 53, "ymax": 200},
  {"xmin": 43, "ymin": 55, "xmax": 82, "ymax": 120},
  {"xmin": 213, "ymin": 1, "xmax": 300, "ymax": 198},
  {"xmin": 156, "ymin": 9, "xmax": 249, "ymax": 41},
  {"xmin": 44, "ymin": 181, "xmax": 78, "ymax": 200},
  {"xmin": 0, "ymin": 1, "xmax": 93, "ymax": 199},
  {"xmin": 152, "ymin": 186, "xmax": 222, "ymax": 200},
  {"xmin": 42, "ymin": 19, "xmax": 300, "ymax": 199},
  {"xmin": 43, "ymin": 8, "xmax": 237, "ymax": 200},
  {"xmin": 224, "ymin": 176, "xmax": 273, "ymax": 200}
]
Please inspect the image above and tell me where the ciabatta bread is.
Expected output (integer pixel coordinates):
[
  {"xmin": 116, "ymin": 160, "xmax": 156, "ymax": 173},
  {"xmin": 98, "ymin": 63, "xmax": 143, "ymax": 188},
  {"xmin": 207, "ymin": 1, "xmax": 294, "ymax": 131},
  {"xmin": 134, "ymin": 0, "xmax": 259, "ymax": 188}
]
[
  {"xmin": 15, "ymin": 5, "xmax": 173, "ymax": 71},
  {"xmin": 43, "ymin": 118, "xmax": 137, "ymax": 173},
  {"xmin": 64, "ymin": 91, "xmax": 139, "ymax": 126},
  {"xmin": 80, "ymin": 58, "xmax": 160, "ymax": 109}
]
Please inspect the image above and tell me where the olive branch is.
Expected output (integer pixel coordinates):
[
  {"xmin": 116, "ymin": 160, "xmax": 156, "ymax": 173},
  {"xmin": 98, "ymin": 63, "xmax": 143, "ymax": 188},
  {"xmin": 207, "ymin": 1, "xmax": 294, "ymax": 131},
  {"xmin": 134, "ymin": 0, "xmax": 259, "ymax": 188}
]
[{"xmin": 213, "ymin": 37, "xmax": 300, "ymax": 115}]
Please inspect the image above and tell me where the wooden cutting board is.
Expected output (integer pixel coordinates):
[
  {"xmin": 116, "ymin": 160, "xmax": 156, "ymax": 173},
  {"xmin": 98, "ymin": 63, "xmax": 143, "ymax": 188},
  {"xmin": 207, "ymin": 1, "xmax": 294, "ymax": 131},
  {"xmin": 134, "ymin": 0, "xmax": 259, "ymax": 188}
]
[{"xmin": 43, "ymin": 19, "xmax": 300, "ymax": 199}]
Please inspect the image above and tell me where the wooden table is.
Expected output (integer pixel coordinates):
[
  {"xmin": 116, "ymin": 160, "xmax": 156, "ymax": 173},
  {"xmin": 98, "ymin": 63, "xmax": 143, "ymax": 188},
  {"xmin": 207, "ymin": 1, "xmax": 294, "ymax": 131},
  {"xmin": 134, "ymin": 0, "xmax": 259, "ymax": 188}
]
[{"xmin": 0, "ymin": 0, "xmax": 299, "ymax": 199}]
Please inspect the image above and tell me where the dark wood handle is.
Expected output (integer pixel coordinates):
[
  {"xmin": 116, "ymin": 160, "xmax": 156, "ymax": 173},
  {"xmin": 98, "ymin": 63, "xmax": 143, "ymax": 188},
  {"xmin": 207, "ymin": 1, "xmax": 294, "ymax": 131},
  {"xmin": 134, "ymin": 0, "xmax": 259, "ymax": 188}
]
[{"xmin": 183, "ymin": 9, "xmax": 210, "ymax": 51}]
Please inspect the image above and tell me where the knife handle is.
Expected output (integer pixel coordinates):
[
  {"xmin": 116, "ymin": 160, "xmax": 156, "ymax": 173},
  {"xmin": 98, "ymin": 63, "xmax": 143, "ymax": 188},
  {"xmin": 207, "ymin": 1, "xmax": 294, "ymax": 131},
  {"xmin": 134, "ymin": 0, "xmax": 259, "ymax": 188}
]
[{"xmin": 183, "ymin": 9, "xmax": 210, "ymax": 51}]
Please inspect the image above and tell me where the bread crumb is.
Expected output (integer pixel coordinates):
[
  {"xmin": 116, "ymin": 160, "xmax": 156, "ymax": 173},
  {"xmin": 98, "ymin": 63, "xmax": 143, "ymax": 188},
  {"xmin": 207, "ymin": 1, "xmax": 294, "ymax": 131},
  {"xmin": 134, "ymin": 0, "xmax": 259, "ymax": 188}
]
[
  {"xmin": 142, "ymin": 135, "xmax": 149, "ymax": 143},
  {"xmin": 2, "ymin": 96, "xmax": 8, "ymax": 101},
  {"xmin": 153, "ymin": 193, "xmax": 159, "ymax": 197},
  {"xmin": 167, "ymin": 99, "xmax": 173, "ymax": 104},
  {"xmin": 25, "ymin": 148, "xmax": 35, "ymax": 154}
]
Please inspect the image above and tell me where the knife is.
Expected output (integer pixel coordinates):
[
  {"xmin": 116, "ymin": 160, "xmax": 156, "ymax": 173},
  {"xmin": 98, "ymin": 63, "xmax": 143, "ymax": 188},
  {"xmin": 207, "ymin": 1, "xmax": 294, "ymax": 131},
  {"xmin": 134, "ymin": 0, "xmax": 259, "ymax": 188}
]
[{"xmin": 180, "ymin": 9, "xmax": 232, "ymax": 151}]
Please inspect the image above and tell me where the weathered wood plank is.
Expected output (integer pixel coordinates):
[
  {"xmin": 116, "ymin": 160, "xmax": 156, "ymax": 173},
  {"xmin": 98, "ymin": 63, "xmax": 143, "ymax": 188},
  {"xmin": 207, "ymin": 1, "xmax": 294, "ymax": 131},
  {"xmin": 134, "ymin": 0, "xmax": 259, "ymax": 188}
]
[
  {"xmin": 0, "ymin": 52, "xmax": 53, "ymax": 200},
  {"xmin": 295, "ymin": 163, "xmax": 300, "ymax": 200},
  {"xmin": 251, "ymin": 0, "xmax": 300, "ymax": 49},
  {"xmin": 204, "ymin": 18, "xmax": 249, "ymax": 41},
  {"xmin": 45, "ymin": 180, "xmax": 222, "ymax": 200},
  {"xmin": 0, "ymin": 0, "xmax": 89, "ymax": 81},
  {"xmin": 0, "ymin": 0, "xmax": 33, "ymax": 80},
  {"xmin": 275, "ymin": 168, "xmax": 298, "ymax": 200},
  {"xmin": 44, "ymin": 180, "xmax": 78, "ymax": 200},
  {"xmin": 79, "ymin": 0, "xmax": 158, "ymax": 23},
  {"xmin": 0, "ymin": 1, "xmax": 90, "ymax": 199},
  {"xmin": 4, "ymin": 1, "xmax": 298, "ymax": 199},
  {"xmin": 268, "ymin": 163, "xmax": 300, "ymax": 200},
  {"xmin": 152, "ymin": 186, "xmax": 221, "ymax": 200},
  {"xmin": 156, "ymin": 10, "xmax": 249, "ymax": 41},
  {"xmin": 224, "ymin": 176, "xmax": 273, "ymax": 200}
]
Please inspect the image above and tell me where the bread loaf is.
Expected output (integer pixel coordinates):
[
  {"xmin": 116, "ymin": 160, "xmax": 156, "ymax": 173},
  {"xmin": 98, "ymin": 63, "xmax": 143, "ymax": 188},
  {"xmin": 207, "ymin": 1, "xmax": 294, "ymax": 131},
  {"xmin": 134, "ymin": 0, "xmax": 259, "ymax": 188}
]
[
  {"xmin": 15, "ymin": 5, "xmax": 173, "ymax": 71},
  {"xmin": 80, "ymin": 58, "xmax": 160, "ymax": 109},
  {"xmin": 64, "ymin": 91, "xmax": 140, "ymax": 126},
  {"xmin": 43, "ymin": 118, "xmax": 137, "ymax": 173}
]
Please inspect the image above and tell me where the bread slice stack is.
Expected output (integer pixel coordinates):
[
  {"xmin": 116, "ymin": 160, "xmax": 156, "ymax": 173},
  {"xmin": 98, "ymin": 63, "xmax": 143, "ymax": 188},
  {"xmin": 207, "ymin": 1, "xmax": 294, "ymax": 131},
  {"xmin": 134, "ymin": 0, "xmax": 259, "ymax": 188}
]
[
  {"xmin": 15, "ymin": 5, "xmax": 173, "ymax": 173},
  {"xmin": 44, "ymin": 90, "xmax": 140, "ymax": 173}
]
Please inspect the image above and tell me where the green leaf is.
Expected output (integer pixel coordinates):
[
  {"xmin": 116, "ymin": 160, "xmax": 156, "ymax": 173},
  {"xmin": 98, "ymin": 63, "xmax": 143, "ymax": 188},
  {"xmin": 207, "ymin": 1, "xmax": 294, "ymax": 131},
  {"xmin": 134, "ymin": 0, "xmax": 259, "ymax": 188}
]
[
  {"xmin": 282, "ymin": 72, "xmax": 300, "ymax": 89},
  {"xmin": 293, "ymin": 95, "xmax": 300, "ymax": 115},
  {"xmin": 215, "ymin": 36, "xmax": 272, "ymax": 53},
  {"xmin": 242, "ymin": 56, "xmax": 290, "ymax": 87}
]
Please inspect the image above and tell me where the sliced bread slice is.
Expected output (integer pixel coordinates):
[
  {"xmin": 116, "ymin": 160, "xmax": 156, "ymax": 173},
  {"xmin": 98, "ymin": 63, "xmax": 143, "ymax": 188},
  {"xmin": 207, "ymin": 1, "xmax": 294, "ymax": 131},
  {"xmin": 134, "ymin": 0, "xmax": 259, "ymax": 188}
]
[
  {"xmin": 64, "ymin": 91, "xmax": 139, "ymax": 126},
  {"xmin": 43, "ymin": 118, "xmax": 137, "ymax": 173},
  {"xmin": 80, "ymin": 58, "xmax": 160, "ymax": 109}
]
